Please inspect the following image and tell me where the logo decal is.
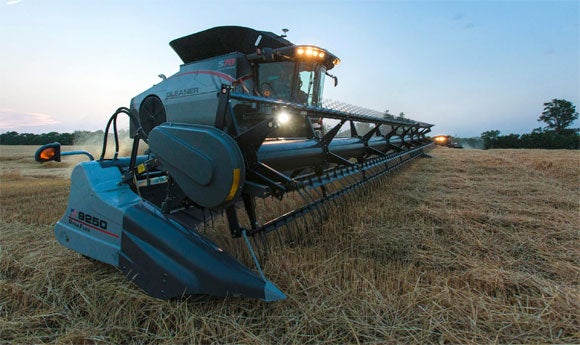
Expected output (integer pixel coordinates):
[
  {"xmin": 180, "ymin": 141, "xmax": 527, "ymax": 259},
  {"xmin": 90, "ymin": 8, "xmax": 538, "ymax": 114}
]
[
  {"xmin": 68, "ymin": 209, "xmax": 118, "ymax": 238},
  {"xmin": 166, "ymin": 88, "xmax": 199, "ymax": 99},
  {"xmin": 218, "ymin": 58, "xmax": 236, "ymax": 69}
]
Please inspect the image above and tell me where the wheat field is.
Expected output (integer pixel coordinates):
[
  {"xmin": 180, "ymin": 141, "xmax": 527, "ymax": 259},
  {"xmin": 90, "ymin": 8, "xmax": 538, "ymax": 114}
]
[{"xmin": 1, "ymin": 145, "xmax": 578, "ymax": 344}]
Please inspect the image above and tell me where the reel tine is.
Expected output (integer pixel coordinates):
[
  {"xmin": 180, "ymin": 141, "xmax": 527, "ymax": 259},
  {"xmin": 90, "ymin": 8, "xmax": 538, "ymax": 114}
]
[
  {"xmin": 283, "ymin": 221, "xmax": 296, "ymax": 246},
  {"xmin": 273, "ymin": 221, "xmax": 286, "ymax": 248},
  {"xmin": 209, "ymin": 209, "xmax": 215, "ymax": 229},
  {"xmin": 313, "ymin": 184, "xmax": 331, "ymax": 218},
  {"xmin": 298, "ymin": 188, "xmax": 325, "ymax": 231},
  {"xmin": 259, "ymin": 231, "xmax": 270, "ymax": 260},
  {"xmin": 298, "ymin": 209, "xmax": 310, "ymax": 236},
  {"xmin": 340, "ymin": 172, "xmax": 358, "ymax": 201},
  {"xmin": 297, "ymin": 187, "xmax": 323, "ymax": 222},
  {"xmin": 326, "ymin": 178, "xmax": 341, "ymax": 208}
]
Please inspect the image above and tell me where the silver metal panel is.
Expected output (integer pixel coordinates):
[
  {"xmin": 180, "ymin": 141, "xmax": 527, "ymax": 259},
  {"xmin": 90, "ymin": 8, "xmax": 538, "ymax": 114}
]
[{"xmin": 55, "ymin": 161, "xmax": 141, "ymax": 265}]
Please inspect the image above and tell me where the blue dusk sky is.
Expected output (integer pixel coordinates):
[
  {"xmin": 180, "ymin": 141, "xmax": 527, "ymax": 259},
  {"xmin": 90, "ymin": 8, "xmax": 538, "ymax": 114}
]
[{"xmin": 1, "ymin": 0, "xmax": 578, "ymax": 137}]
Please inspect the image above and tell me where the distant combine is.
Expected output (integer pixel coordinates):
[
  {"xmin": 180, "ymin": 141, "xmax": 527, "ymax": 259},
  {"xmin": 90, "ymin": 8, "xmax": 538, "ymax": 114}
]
[{"xmin": 432, "ymin": 135, "xmax": 463, "ymax": 148}]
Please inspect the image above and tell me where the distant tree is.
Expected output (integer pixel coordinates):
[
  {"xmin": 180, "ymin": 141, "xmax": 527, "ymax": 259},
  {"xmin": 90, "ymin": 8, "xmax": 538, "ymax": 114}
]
[
  {"xmin": 481, "ymin": 130, "xmax": 500, "ymax": 149},
  {"xmin": 0, "ymin": 131, "xmax": 20, "ymax": 144},
  {"xmin": 538, "ymin": 99, "xmax": 578, "ymax": 134},
  {"xmin": 497, "ymin": 133, "xmax": 521, "ymax": 148},
  {"xmin": 383, "ymin": 109, "xmax": 393, "ymax": 119},
  {"xmin": 398, "ymin": 112, "xmax": 406, "ymax": 119}
]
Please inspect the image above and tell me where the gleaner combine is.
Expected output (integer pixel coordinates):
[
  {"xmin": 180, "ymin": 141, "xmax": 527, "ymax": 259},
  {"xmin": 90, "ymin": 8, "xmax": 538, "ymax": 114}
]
[
  {"xmin": 36, "ymin": 26, "xmax": 434, "ymax": 301},
  {"xmin": 433, "ymin": 135, "xmax": 463, "ymax": 148}
]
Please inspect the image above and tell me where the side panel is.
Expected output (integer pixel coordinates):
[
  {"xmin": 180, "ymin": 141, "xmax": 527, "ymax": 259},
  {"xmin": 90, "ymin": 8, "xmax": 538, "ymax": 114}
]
[
  {"xmin": 119, "ymin": 203, "xmax": 285, "ymax": 301},
  {"xmin": 164, "ymin": 53, "xmax": 240, "ymax": 125},
  {"xmin": 55, "ymin": 161, "xmax": 141, "ymax": 266},
  {"xmin": 130, "ymin": 53, "xmax": 253, "ymax": 136}
]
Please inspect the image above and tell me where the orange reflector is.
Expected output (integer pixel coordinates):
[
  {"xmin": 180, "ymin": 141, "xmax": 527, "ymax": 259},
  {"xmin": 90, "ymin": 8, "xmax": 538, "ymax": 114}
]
[
  {"xmin": 40, "ymin": 148, "xmax": 56, "ymax": 161},
  {"xmin": 225, "ymin": 168, "xmax": 241, "ymax": 201}
]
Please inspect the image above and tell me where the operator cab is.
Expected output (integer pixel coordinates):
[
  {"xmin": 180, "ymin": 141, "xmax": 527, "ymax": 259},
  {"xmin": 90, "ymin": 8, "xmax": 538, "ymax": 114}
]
[
  {"xmin": 241, "ymin": 45, "xmax": 340, "ymax": 137},
  {"xmin": 250, "ymin": 45, "xmax": 340, "ymax": 107}
]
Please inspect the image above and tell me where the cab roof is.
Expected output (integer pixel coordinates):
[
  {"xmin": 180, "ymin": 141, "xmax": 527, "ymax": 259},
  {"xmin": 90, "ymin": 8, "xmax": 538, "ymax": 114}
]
[{"xmin": 170, "ymin": 26, "xmax": 293, "ymax": 64}]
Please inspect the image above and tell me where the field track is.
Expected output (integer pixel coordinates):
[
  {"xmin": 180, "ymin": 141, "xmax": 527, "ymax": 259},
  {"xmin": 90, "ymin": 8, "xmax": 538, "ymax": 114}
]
[{"xmin": 1, "ymin": 146, "xmax": 578, "ymax": 344}]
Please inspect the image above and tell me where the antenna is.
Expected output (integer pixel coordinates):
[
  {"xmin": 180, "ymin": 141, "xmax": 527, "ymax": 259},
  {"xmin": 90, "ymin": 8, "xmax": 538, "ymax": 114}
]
[{"xmin": 281, "ymin": 28, "xmax": 289, "ymax": 38}]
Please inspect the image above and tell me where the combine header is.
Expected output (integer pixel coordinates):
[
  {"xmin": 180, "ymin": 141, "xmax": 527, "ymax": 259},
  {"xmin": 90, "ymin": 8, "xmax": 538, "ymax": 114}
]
[{"xmin": 36, "ymin": 26, "xmax": 433, "ymax": 301}]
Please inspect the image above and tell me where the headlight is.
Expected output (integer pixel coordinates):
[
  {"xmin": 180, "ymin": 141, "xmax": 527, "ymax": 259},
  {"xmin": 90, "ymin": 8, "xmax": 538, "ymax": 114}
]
[{"xmin": 276, "ymin": 110, "xmax": 291, "ymax": 125}]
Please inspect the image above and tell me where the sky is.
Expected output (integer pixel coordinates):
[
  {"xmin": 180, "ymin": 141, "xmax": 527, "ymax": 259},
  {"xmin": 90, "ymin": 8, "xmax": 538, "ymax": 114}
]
[{"xmin": 0, "ymin": 0, "xmax": 578, "ymax": 137}]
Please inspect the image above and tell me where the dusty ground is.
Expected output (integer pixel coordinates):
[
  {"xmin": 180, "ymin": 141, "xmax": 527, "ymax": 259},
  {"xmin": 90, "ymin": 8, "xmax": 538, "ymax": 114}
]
[{"xmin": 1, "ymin": 146, "xmax": 578, "ymax": 344}]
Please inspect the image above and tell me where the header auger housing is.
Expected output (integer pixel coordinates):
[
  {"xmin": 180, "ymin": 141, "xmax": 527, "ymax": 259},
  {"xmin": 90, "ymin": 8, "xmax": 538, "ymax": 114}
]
[{"xmin": 36, "ymin": 26, "xmax": 434, "ymax": 301}]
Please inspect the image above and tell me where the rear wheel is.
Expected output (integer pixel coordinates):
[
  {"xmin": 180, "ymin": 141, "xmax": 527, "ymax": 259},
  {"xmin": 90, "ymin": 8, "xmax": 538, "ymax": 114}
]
[{"xmin": 139, "ymin": 96, "xmax": 166, "ymax": 134}]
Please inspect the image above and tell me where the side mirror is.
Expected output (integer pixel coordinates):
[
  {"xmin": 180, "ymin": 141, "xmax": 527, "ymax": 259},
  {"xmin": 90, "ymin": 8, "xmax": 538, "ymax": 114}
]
[
  {"xmin": 35, "ymin": 142, "xmax": 61, "ymax": 162},
  {"xmin": 325, "ymin": 72, "xmax": 338, "ymax": 87}
]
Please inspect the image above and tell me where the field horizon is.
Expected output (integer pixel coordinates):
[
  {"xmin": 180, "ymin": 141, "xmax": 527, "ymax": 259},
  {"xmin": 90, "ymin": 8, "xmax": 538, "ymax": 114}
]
[{"xmin": 1, "ymin": 145, "xmax": 578, "ymax": 344}]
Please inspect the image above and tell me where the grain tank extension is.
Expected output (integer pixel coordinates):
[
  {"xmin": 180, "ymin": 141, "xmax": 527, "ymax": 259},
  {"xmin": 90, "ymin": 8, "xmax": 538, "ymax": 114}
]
[{"xmin": 36, "ymin": 26, "xmax": 434, "ymax": 301}]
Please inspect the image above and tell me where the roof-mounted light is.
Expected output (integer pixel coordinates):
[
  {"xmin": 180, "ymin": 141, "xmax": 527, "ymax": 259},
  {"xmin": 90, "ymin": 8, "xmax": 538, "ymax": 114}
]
[
  {"xmin": 296, "ymin": 46, "xmax": 326, "ymax": 60},
  {"xmin": 247, "ymin": 45, "xmax": 339, "ymax": 70}
]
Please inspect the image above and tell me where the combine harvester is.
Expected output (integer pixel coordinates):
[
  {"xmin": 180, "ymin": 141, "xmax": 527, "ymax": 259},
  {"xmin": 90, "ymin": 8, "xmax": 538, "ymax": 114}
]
[
  {"xmin": 433, "ymin": 135, "xmax": 463, "ymax": 148},
  {"xmin": 36, "ymin": 26, "xmax": 434, "ymax": 301}
]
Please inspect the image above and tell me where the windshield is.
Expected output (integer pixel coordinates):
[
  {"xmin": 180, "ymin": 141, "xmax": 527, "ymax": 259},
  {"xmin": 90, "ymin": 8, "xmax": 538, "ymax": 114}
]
[{"xmin": 257, "ymin": 61, "xmax": 325, "ymax": 106}]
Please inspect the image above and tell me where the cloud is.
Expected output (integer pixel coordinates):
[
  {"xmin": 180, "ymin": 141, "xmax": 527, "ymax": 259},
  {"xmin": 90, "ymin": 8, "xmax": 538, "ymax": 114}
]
[
  {"xmin": 0, "ymin": 109, "xmax": 60, "ymax": 130},
  {"xmin": 463, "ymin": 22, "xmax": 476, "ymax": 30},
  {"xmin": 452, "ymin": 13, "xmax": 476, "ymax": 30},
  {"xmin": 6, "ymin": 0, "xmax": 22, "ymax": 5},
  {"xmin": 452, "ymin": 13, "xmax": 464, "ymax": 21}
]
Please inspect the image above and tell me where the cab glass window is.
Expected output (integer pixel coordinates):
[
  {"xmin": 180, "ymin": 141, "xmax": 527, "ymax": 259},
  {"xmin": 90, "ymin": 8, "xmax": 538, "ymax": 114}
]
[{"xmin": 257, "ymin": 62, "xmax": 325, "ymax": 106}]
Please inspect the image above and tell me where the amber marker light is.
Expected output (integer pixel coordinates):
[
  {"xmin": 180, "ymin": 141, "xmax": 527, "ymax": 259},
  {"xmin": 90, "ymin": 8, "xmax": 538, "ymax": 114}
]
[
  {"xmin": 35, "ymin": 142, "xmax": 62, "ymax": 163},
  {"xmin": 41, "ymin": 148, "xmax": 56, "ymax": 160}
]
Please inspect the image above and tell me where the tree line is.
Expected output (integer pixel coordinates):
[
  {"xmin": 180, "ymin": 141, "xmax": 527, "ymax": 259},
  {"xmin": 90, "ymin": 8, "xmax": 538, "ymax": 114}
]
[
  {"xmin": 0, "ymin": 130, "xmax": 108, "ymax": 145},
  {"xmin": 481, "ymin": 128, "xmax": 578, "ymax": 150},
  {"xmin": 482, "ymin": 99, "xmax": 578, "ymax": 149},
  {"xmin": 2, "ymin": 99, "xmax": 577, "ymax": 149}
]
